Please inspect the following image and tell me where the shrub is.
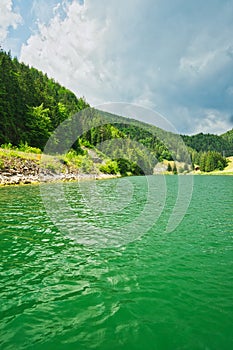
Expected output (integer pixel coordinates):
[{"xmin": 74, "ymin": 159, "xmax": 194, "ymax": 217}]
[
  {"xmin": 18, "ymin": 142, "xmax": 42, "ymax": 154},
  {"xmin": 1, "ymin": 143, "xmax": 13, "ymax": 149},
  {"xmin": 99, "ymin": 160, "xmax": 119, "ymax": 174}
]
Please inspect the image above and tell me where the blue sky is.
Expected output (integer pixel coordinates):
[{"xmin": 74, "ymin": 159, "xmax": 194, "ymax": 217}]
[{"xmin": 1, "ymin": 0, "xmax": 233, "ymax": 134}]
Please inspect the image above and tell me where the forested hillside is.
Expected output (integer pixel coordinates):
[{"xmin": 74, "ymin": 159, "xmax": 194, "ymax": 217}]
[
  {"xmin": 221, "ymin": 129, "xmax": 233, "ymax": 154},
  {"xmin": 181, "ymin": 131, "xmax": 233, "ymax": 171},
  {"xmin": 0, "ymin": 50, "xmax": 88, "ymax": 149},
  {"xmin": 181, "ymin": 132, "xmax": 233, "ymax": 155},
  {"xmin": 0, "ymin": 49, "xmax": 231, "ymax": 174}
]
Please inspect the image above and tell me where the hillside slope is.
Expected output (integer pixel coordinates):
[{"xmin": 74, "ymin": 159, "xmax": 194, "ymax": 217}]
[
  {"xmin": 0, "ymin": 49, "xmax": 231, "ymax": 175},
  {"xmin": 0, "ymin": 49, "xmax": 88, "ymax": 149},
  {"xmin": 181, "ymin": 132, "xmax": 233, "ymax": 155}
]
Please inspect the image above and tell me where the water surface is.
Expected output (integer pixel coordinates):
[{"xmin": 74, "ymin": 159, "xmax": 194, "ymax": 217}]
[{"xmin": 0, "ymin": 176, "xmax": 232, "ymax": 349}]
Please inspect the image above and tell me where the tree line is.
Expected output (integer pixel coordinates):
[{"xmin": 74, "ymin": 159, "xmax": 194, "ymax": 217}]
[
  {"xmin": 181, "ymin": 132, "xmax": 233, "ymax": 156},
  {"xmin": 0, "ymin": 49, "xmax": 231, "ymax": 174},
  {"xmin": 0, "ymin": 49, "xmax": 88, "ymax": 150}
]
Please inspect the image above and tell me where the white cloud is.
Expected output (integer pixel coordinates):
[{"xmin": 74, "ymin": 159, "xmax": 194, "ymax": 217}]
[
  {"xmin": 31, "ymin": 0, "xmax": 69, "ymax": 25},
  {"xmin": 21, "ymin": 1, "xmax": 109, "ymax": 101},
  {"xmin": 192, "ymin": 110, "xmax": 232, "ymax": 135},
  {"xmin": 0, "ymin": 0, "xmax": 22, "ymax": 42},
  {"xmin": 20, "ymin": 0, "xmax": 172, "ymax": 107},
  {"xmin": 19, "ymin": 0, "xmax": 233, "ymax": 134}
]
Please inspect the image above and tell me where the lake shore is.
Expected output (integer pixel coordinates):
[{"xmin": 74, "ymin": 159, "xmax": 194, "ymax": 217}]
[
  {"xmin": 0, "ymin": 148, "xmax": 119, "ymax": 186},
  {"xmin": 1, "ymin": 151, "xmax": 232, "ymax": 186},
  {"xmin": 153, "ymin": 157, "xmax": 233, "ymax": 176},
  {"xmin": 0, "ymin": 172, "xmax": 119, "ymax": 186}
]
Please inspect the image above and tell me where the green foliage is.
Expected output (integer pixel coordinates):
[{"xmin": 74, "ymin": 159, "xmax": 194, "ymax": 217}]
[
  {"xmin": 1, "ymin": 141, "xmax": 41, "ymax": 154},
  {"xmin": 0, "ymin": 159, "xmax": 4, "ymax": 169},
  {"xmin": 167, "ymin": 163, "xmax": 172, "ymax": 172},
  {"xmin": 198, "ymin": 151, "xmax": 227, "ymax": 172},
  {"xmin": 99, "ymin": 160, "xmax": 119, "ymax": 174},
  {"xmin": 181, "ymin": 132, "xmax": 233, "ymax": 156},
  {"xmin": 115, "ymin": 158, "xmax": 133, "ymax": 176},
  {"xmin": 221, "ymin": 128, "xmax": 233, "ymax": 156},
  {"xmin": 111, "ymin": 158, "xmax": 143, "ymax": 176},
  {"xmin": 79, "ymin": 157, "xmax": 94, "ymax": 173},
  {"xmin": 81, "ymin": 140, "xmax": 94, "ymax": 148},
  {"xmin": 0, "ymin": 49, "xmax": 231, "ymax": 177},
  {"xmin": 62, "ymin": 150, "xmax": 91, "ymax": 171},
  {"xmin": 173, "ymin": 163, "xmax": 178, "ymax": 174},
  {"xmin": 18, "ymin": 142, "xmax": 42, "ymax": 154},
  {"xmin": 1, "ymin": 143, "xmax": 13, "ymax": 149},
  {"xmin": 26, "ymin": 104, "xmax": 52, "ymax": 147},
  {"xmin": 114, "ymin": 122, "xmax": 173, "ymax": 162},
  {"xmin": 0, "ymin": 49, "xmax": 89, "ymax": 149},
  {"xmin": 221, "ymin": 128, "xmax": 233, "ymax": 141},
  {"xmin": 81, "ymin": 123, "xmax": 124, "ymax": 147},
  {"xmin": 46, "ymin": 163, "xmax": 57, "ymax": 173},
  {"xmin": 64, "ymin": 149, "xmax": 78, "ymax": 162}
]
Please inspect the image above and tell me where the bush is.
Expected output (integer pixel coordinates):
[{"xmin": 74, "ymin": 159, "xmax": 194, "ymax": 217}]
[
  {"xmin": 99, "ymin": 160, "xmax": 119, "ymax": 174},
  {"xmin": 18, "ymin": 142, "xmax": 42, "ymax": 154},
  {"xmin": 64, "ymin": 149, "xmax": 78, "ymax": 161},
  {"xmin": 81, "ymin": 140, "xmax": 94, "ymax": 149},
  {"xmin": 1, "ymin": 143, "xmax": 13, "ymax": 149}
]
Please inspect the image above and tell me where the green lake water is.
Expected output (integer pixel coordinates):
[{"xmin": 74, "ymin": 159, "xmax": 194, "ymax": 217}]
[{"xmin": 0, "ymin": 176, "xmax": 232, "ymax": 349}]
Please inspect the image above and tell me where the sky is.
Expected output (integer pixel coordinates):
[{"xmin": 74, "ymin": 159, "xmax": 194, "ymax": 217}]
[{"xmin": 1, "ymin": 0, "xmax": 233, "ymax": 134}]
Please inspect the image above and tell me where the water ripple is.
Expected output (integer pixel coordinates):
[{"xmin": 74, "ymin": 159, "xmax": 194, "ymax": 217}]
[{"xmin": 0, "ymin": 176, "xmax": 233, "ymax": 349}]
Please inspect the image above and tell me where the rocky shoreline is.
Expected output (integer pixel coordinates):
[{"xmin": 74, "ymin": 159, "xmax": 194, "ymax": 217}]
[{"xmin": 0, "ymin": 157, "xmax": 117, "ymax": 186}]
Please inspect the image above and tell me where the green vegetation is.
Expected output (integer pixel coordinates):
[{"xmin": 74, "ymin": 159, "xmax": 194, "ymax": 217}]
[
  {"xmin": 0, "ymin": 49, "xmax": 88, "ymax": 150},
  {"xmin": 190, "ymin": 148, "xmax": 227, "ymax": 172},
  {"xmin": 0, "ymin": 146, "xmax": 97, "ymax": 176},
  {"xmin": 167, "ymin": 163, "xmax": 172, "ymax": 172},
  {"xmin": 1, "ymin": 142, "xmax": 41, "ymax": 154},
  {"xmin": 172, "ymin": 163, "xmax": 178, "ymax": 174},
  {"xmin": 99, "ymin": 160, "xmax": 119, "ymax": 175},
  {"xmin": 0, "ymin": 49, "xmax": 232, "ymax": 176},
  {"xmin": 181, "ymin": 132, "xmax": 233, "ymax": 156},
  {"xmin": 221, "ymin": 129, "xmax": 233, "ymax": 155},
  {"xmin": 198, "ymin": 151, "xmax": 228, "ymax": 172}
]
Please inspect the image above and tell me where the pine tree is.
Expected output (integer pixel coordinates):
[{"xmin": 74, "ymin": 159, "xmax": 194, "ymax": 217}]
[
  {"xmin": 167, "ymin": 162, "xmax": 172, "ymax": 172},
  {"xmin": 173, "ymin": 163, "xmax": 177, "ymax": 174}
]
